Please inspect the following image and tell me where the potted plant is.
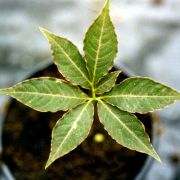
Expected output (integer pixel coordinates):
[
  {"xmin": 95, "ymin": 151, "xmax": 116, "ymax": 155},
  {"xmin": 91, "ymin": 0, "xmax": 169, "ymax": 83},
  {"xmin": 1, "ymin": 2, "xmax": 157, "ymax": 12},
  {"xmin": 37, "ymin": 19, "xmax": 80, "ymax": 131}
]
[{"xmin": 0, "ymin": 0, "xmax": 180, "ymax": 179}]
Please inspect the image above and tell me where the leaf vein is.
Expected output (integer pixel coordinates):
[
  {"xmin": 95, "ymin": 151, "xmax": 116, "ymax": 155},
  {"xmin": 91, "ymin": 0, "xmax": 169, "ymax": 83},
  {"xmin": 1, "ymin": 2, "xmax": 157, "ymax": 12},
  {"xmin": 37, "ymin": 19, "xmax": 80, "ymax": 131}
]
[{"xmin": 100, "ymin": 100, "xmax": 153, "ymax": 153}]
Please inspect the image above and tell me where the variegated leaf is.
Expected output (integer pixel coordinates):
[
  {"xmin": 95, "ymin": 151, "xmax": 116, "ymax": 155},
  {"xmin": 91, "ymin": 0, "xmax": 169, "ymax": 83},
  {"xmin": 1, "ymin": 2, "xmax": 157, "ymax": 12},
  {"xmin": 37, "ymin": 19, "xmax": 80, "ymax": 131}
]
[
  {"xmin": 46, "ymin": 101, "xmax": 94, "ymax": 168},
  {"xmin": 102, "ymin": 77, "xmax": 180, "ymax": 113},
  {"xmin": 83, "ymin": 0, "xmax": 118, "ymax": 85},
  {"xmin": 98, "ymin": 100, "xmax": 160, "ymax": 161},
  {"xmin": 95, "ymin": 71, "xmax": 120, "ymax": 94},
  {"xmin": 40, "ymin": 28, "xmax": 91, "ymax": 89},
  {"xmin": 0, "ymin": 78, "xmax": 89, "ymax": 112}
]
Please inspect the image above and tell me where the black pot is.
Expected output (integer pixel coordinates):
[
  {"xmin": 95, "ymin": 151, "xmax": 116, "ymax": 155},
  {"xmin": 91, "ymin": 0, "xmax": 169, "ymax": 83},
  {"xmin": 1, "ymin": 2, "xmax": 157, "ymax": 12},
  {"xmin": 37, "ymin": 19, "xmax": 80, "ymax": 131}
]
[{"xmin": 0, "ymin": 63, "xmax": 159, "ymax": 180}]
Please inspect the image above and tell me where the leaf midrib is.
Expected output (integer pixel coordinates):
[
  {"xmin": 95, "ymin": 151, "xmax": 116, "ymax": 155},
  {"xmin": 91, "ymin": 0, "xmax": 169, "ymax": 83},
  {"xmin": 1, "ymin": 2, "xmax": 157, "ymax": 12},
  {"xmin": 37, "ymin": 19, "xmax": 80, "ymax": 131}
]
[
  {"xmin": 51, "ymin": 100, "xmax": 92, "ymax": 160},
  {"xmin": 95, "ymin": 73, "xmax": 118, "ymax": 92},
  {"xmin": 5, "ymin": 91, "xmax": 89, "ymax": 100},
  {"xmin": 102, "ymin": 94, "xmax": 178, "ymax": 98},
  {"xmin": 92, "ymin": 8, "xmax": 108, "ymax": 84},
  {"xmin": 48, "ymin": 36, "xmax": 91, "ymax": 86},
  {"xmin": 99, "ymin": 100, "xmax": 152, "ymax": 154}
]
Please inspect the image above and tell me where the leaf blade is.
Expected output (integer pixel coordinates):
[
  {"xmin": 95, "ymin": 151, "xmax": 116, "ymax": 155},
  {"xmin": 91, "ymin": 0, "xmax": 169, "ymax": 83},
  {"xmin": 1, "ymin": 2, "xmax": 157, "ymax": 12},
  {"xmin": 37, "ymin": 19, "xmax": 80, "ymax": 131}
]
[
  {"xmin": 40, "ymin": 28, "xmax": 91, "ymax": 89},
  {"xmin": 98, "ymin": 100, "xmax": 160, "ymax": 161},
  {"xmin": 95, "ymin": 71, "xmax": 121, "ymax": 94},
  {"xmin": 46, "ymin": 101, "xmax": 94, "ymax": 168},
  {"xmin": 102, "ymin": 77, "xmax": 180, "ymax": 113},
  {"xmin": 0, "ymin": 77, "xmax": 89, "ymax": 112},
  {"xmin": 83, "ymin": 0, "xmax": 118, "ymax": 85}
]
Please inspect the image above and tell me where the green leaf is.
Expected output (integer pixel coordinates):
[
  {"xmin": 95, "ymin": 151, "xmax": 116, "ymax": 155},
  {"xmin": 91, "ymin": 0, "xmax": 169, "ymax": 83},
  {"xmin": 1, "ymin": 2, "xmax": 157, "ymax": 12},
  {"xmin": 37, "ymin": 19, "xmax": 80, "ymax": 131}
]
[
  {"xmin": 83, "ymin": 0, "xmax": 118, "ymax": 85},
  {"xmin": 46, "ymin": 101, "xmax": 94, "ymax": 168},
  {"xmin": 97, "ymin": 100, "xmax": 160, "ymax": 161},
  {"xmin": 102, "ymin": 77, "xmax": 180, "ymax": 113},
  {"xmin": 95, "ymin": 71, "xmax": 121, "ymax": 94},
  {"xmin": 40, "ymin": 28, "xmax": 91, "ymax": 89},
  {"xmin": 0, "ymin": 78, "xmax": 89, "ymax": 112}
]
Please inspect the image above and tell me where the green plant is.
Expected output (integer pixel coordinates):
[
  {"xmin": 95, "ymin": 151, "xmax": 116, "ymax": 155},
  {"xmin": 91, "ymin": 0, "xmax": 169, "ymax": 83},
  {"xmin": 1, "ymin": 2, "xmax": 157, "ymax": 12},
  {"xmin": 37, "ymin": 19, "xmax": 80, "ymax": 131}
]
[{"xmin": 0, "ymin": 0, "xmax": 180, "ymax": 169}]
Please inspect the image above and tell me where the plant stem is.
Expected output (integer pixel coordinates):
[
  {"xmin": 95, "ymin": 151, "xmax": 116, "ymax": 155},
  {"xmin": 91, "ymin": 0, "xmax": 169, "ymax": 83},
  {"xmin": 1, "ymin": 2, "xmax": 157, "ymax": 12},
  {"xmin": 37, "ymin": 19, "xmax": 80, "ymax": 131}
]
[{"xmin": 91, "ymin": 83, "xmax": 96, "ymax": 101}]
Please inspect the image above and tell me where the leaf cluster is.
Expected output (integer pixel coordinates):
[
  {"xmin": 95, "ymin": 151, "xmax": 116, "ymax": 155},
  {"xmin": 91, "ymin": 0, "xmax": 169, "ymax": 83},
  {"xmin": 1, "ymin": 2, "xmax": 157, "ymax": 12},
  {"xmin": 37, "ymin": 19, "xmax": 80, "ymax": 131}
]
[{"xmin": 0, "ymin": 0, "xmax": 180, "ymax": 168}]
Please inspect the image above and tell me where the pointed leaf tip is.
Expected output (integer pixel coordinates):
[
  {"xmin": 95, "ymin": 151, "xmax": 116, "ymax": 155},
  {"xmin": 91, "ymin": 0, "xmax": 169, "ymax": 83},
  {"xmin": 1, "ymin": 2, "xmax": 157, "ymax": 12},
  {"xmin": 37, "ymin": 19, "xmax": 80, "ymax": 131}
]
[
  {"xmin": 45, "ymin": 161, "xmax": 51, "ymax": 170},
  {"xmin": 83, "ymin": 0, "xmax": 117, "ymax": 84},
  {"xmin": 150, "ymin": 148, "xmax": 161, "ymax": 163},
  {"xmin": 105, "ymin": 0, "xmax": 110, "ymax": 7},
  {"xmin": 0, "ymin": 88, "xmax": 6, "ymax": 94},
  {"xmin": 0, "ymin": 78, "xmax": 88, "ymax": 112},
  {"xmin": 39, "ymin": 27, "xmax": 46, "ymax": 34},
  {"xmin": 39, "ymin": 27, "xmax": 50, "ymax": 38},
  {"xmin": 156, "ymin": 154, "xmax": 162, "ymax": 163},
  {"xmin": 39, "ymin": 26, "xmax": 43, "ymax": 31},
  {"xmin": 103, "ymin": 77, "xmax": 180, "ymax": 113},
  {"xmin": 39, "ymin": 27, "xmax": 91, "ymax": 89},
  {"xmin": 39, "ymin": 27, "xmax": 55, "ymax": 41},
  {"xmin": 45, "ymin": 102, "xmax": 94, "ymax": 168},
  {"xmin": 97, "ymin": 101, "xmax": 161, "ymax": 163}
]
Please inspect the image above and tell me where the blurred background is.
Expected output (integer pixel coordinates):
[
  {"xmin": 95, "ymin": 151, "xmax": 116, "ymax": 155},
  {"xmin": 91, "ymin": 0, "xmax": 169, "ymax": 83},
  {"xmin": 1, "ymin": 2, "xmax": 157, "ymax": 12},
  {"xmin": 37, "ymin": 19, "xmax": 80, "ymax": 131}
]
[{"xmin": 0, "ymin": 0, "xmax": 180, "ymax": 179}]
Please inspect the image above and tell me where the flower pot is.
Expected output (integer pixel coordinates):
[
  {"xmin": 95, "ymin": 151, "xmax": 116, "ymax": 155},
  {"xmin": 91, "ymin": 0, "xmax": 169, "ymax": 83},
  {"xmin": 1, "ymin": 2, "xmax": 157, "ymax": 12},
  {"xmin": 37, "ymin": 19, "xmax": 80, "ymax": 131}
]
[{"xmin": 0, "ymin": 63, "xmax": 158, "ymax": 180}]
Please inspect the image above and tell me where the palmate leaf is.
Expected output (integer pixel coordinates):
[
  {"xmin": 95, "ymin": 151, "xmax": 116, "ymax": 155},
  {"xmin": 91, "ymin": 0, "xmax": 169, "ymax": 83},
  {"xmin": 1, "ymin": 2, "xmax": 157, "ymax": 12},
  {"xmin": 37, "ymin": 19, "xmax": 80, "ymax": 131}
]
[
  {"xmin": 0, "ymin": 78, "xmax": 89, "ymax": 112},
  {"xmin": 83, "ymin": 0, "xmax": 118, "ymax": 85},
  {"xmin": 2, "ymin": 0, "xmax": 180, "ymax": 170},
  {"xmin": 40, "ymin": 28, "xmax": 91, "ymax": 89},
  {"xmin": 98, "ymin": 100, "xmax": 160, "ymax": 161},
  {"xmin": 46, "ymin": 101, "xmax": 94, "ymax": 168},
  {"xmin": 95, "ymin": 71, "xmax": 121, "ymax": 94},
  {"xmin": 102, "ymin": 77, "xmax": 180, "ymax": 113}
]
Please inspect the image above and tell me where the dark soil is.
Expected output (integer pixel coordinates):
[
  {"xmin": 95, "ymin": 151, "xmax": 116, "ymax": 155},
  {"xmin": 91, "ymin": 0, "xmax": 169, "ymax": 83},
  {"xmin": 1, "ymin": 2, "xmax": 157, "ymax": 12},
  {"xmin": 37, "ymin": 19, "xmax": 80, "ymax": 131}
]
[{"xmin": 2, "ymin": 64, "xmax": 152, "ymax": 180}]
